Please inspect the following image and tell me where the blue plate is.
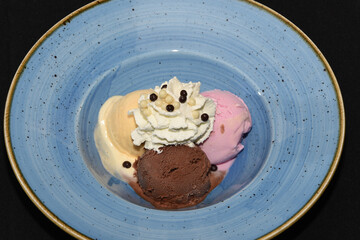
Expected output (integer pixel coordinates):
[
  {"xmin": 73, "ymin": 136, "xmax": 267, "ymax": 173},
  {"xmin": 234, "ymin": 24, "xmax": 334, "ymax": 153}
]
[{"xmin": 5, "ymin": 0, "xmax": 345, "ymax": 239}]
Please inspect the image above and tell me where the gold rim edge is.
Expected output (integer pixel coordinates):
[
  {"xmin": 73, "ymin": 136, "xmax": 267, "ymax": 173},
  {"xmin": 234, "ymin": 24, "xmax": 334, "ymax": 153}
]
[
  {"xmin": 248, "ymin": 0, "xmax": 346, "ymax": 239},
  {"xmin": 3, "ymin": 1, "xmax": 110, "ymax": 239},
  {"xmin": 3, "ymin": 0, "xmax": 345, "ymax": 239}
]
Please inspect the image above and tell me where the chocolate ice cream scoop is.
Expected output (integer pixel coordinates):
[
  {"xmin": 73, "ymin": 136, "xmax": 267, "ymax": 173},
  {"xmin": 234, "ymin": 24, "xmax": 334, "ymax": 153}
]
[{"xmin": 132, "ymin": 145, "xmax": 221, "ymax": 209}]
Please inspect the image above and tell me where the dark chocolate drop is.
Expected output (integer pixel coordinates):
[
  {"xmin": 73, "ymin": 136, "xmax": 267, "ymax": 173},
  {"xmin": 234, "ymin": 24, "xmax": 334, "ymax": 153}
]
[
  {"xmin": 180, "ymin": 90, "xmax": 187, "ymax": 97},
  {"xmin": 201, "ymin": 113, "xmax": 209, "ymax": 121},
  {"xmin": 210, "ymin": 164, "xmax": 217, "ymax": 171},
  {"xmin": 179, "ymin": 95, "xmax": 187, "ymax": 103},
  {"xmin": 123, "ymin": 161, "xmax": 132, "ymax": 168},
  {"xmin": 166, "ymin": 104, "xmax": 174, "ymax": 112},
  {"xmin": 149, "ymin": 93, "xmax": 158, "ymax": 101}
]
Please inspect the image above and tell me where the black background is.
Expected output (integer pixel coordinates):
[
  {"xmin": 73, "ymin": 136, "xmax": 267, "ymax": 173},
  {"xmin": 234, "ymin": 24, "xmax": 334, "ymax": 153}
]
[{"xmin": 1, "ymin": 0, "xmax": 359, "ymax": 239}]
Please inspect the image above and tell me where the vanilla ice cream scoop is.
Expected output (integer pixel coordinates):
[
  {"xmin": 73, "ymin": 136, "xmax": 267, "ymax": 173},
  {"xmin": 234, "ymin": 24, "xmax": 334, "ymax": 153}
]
[{"xmin": 94, "ymin": 89, "xmax": 152, "ymax": 182}]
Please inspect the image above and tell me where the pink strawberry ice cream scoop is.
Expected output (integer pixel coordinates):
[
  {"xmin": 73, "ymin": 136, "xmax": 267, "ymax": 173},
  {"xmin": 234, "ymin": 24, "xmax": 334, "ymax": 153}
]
[{"xmin": 200, "ymin": 90, "xmax": 252, "ymax": 172}]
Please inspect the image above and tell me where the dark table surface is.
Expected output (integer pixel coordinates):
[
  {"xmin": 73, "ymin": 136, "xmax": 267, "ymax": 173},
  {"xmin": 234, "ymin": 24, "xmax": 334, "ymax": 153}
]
[{"xmin": 1, "ymin": 0, "xmax": 359, "ymax": 239}]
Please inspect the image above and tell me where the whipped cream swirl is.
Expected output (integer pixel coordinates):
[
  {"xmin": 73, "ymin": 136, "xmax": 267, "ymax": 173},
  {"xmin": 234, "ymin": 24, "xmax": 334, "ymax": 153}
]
[{"xmin": 130, "ymin": 77, "xmax": 216, "ymax": 152}]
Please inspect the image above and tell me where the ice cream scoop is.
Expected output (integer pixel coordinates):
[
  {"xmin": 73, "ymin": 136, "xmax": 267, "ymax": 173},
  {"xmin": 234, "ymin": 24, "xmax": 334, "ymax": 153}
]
[
  {"xmin": 132, "ymin": 145, "xmax": 223, "ymax": 209},
  {"xmin": 94, "ymin": 89, "xmax": 152, "ymax": 182},
  {"xmin": 200, "ymin": 90, "xmax": 252, "ymax": 172}
]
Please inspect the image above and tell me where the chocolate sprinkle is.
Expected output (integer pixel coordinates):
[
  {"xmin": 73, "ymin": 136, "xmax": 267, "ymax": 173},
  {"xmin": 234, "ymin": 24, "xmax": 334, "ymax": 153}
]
[
  {"xmin": 166, "ymin": 104, "xmax": 174, "ymax": 112},
  {"xmin": 179, "ymin": 95, "xmax": 187, "ymax": 103},
  {"xmin": 210, "ymin": 164, "xmax": 217, "ymax": 171},
  {"xmin": 123, "ymin": 161, "xmax": 131, "ymax": 168},
  {"xmin": 149, "ymin": 93, "xmax": 158, "ymax": 101},
  {"xmin": 180, "ymin": 90, "xmax": 187, "ymax": 97},
  {"xmin": 201, "ymin": 113, "xmax": 209, "ymax": 121}
]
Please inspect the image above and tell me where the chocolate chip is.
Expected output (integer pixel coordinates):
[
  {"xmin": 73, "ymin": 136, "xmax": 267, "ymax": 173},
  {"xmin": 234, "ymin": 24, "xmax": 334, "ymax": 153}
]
[
  {"xmin": 166, "ymin": 104, "xmax": 174, "ymax": 112},
  {"xmin": 180, "ymin": 90, "xmax": 187, "ymax": 97},
  {"xmin": 149, "ymin": 93, "xmax": 158, "ymax": 101},
  {"xmin": 161, "ymin": 84, "xmax": 167, "ymax": 89},
  {"xmin": 122, "ymin": 161, "xmax": 131, "ymax": 168},
  {"xmin": 201, "ymin": 113, "xmax": 209, "ymax": 121},
  {"xmin": 210, "ymin": 164, "xmax": 217, "ymax": 171},
  {"xmin": 179, "ymin": 95, "xmax": 187, "ymax": 103}
]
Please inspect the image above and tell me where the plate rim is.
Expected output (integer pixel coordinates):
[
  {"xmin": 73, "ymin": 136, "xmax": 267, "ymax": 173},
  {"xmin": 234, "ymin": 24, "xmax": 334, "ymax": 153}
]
[{"xmin": 3, "ymin": 0, "xmax": 345, "ymax": 239}]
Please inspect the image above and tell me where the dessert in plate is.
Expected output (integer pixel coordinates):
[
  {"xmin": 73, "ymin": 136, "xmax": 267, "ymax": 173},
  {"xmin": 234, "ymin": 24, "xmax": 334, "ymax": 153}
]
[{"xmin": 95, "ymin": 77, "xmax": 252, "ymax": 209}]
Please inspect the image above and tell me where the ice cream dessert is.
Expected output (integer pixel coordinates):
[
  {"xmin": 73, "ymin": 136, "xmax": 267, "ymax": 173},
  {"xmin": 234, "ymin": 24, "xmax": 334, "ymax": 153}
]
[
  {"xmin": 131, "ymin": 145, "xmax": 221, "ymax": 209},
  {"xmin": 200, "ymin": 90, "xmax": 252, "ymax": 172},
  {"xmin": 94, "ymin": 89, "xmax": 152, "ymax": 181},
  {"xmin": 94, "ymin": 77, "xmax": 251, "ymax": 209}
]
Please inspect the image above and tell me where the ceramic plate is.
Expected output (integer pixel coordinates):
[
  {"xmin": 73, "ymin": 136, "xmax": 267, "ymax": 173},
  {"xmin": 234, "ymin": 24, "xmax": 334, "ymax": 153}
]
[{"xmin": 5, "ymin": 0, "xmax": 345, "ymax": 239}]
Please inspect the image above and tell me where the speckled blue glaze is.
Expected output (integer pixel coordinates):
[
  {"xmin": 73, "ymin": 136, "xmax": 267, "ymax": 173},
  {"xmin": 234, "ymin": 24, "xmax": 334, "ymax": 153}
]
[{"xmin": 8, "ymin": 0, "xmax": 342, "ymax": 239}]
